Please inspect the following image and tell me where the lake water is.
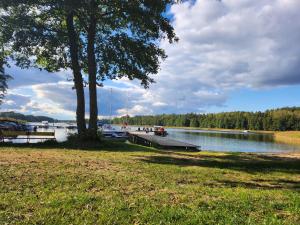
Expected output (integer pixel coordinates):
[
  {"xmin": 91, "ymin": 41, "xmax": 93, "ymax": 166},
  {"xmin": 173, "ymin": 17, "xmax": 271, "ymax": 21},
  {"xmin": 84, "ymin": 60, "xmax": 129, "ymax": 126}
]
[
  {"xmin": 13, "ymin": 123, "xmax": 300, "ymax": 153},
  {"xmin": 166, "ymin": 128, "xmax": 300, "ymax": 153}
]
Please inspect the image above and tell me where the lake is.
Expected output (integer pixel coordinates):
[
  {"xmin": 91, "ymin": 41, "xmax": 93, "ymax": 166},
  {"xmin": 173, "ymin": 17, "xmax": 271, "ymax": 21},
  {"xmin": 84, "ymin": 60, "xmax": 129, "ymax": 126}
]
[
  {"xmin": 19, "ymin": 123, "xmax": 300, "ymax": 153},
  {"xmin": 166, "ymin": 128, "xmax": 300, "ymax": 153}
]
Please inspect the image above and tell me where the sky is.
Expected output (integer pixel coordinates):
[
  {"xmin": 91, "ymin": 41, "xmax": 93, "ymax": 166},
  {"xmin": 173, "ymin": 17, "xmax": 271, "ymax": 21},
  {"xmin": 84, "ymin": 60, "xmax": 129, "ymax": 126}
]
[{"xmin": 1, "ymin": 0, "xmax": 300, "ymax": 120}]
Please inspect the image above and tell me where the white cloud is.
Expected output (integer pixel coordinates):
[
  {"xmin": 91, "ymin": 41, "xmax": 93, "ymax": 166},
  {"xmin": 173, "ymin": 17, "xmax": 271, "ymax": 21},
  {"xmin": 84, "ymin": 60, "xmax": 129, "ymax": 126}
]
[
  {"xmin": 164, "ymin": 0, "xmax": 300, "ymax": 89},
  {"xmin": 6, "ymin": 65, "xmax": 68, "ymax": 89},
  {"xmin": 0, "ymin": 93, "xmax": 31, "ymax": 112},
  {"xmin": 131, "ymin": 0, "xmax": 300, "ymax": 114}
]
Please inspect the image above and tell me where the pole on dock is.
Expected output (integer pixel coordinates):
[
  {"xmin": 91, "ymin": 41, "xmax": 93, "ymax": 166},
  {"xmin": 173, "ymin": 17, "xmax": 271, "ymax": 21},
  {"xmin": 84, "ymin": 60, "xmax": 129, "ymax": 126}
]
[{"xmin": 110, "ymin": 88, "xmax": 112, "ymax": 123}]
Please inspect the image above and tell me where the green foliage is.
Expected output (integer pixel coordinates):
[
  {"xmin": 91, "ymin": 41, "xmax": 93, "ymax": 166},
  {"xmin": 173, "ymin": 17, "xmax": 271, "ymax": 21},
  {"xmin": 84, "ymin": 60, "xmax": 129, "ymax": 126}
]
[
  {"xmin": 67, "ymin": 130, "xmax": 103, "ymax": 143},
  {"xmin": 113, "ymin": 107, "xmax": 300, "ymax": 131},
  {"xmin": 1, "ymin": 0, "xmax": 178, "ymax": 137},
  {"xmin": 1, "ymin": 1, "xmax": 178, "ymax": 86},
  {"xmin": 0, "ymin": 111, "xmax": 56, "ymax": 122},
  {"xmin": 1, "ymin": 1, "xmax": 70, "ymax": 71},
  {"xmin": 0, "ymin": 54, "xmax": 12, "ymax": 104},
  {"xmin": 74, "ymin": 0, "xmax": 178, "ymax": 87}
]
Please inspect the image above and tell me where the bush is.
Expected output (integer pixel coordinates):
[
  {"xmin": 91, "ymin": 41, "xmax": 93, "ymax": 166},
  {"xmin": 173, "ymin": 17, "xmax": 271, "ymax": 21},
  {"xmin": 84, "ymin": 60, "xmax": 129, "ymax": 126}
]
[{"xmin": 67, "ymin": 131, "xmax": 103, "ymax": 144}]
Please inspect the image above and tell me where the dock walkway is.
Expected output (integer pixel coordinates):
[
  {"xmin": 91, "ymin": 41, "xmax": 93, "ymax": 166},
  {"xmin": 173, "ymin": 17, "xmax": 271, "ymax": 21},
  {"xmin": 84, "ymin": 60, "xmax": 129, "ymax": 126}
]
[
  {"xmin": 128, "ymin": 131, "xmax": 199, "ymax": 151},
  {"xmin": 0, "ymin": 131, "xmax": 55, "ymax": 142}
]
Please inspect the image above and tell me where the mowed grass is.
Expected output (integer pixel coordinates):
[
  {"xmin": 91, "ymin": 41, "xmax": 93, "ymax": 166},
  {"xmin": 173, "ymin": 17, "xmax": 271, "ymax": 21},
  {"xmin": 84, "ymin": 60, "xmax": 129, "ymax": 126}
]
[{"xmin": 0, "ymin": 141, "xmax": 300, "ymax": 225}]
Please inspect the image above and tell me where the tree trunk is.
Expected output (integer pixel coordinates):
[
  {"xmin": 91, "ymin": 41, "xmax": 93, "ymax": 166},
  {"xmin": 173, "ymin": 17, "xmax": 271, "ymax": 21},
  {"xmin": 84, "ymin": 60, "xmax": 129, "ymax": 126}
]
[
  {"xmin": 66, "ymin": 11, "xmax": 86, "ymax": 136},
  {"xmin": 87, "ymin": 1, "xmax": 98, "ymax": 137}
]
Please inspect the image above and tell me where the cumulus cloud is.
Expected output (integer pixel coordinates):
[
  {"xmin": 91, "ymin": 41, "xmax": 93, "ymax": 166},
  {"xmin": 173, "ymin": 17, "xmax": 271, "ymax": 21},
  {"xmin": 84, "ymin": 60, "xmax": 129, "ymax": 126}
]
[
  {"xmin": 6, "ymin": 65, "xmax": 70, "ymax": 88},
  {"xmin": 163, "ymin": 0, "xmax": 300, "ymax": 90},
  {"xmin": 128, "ymin": 0, "xmax": 300, "ymax": 114},
  {"xmin": 28, "ymin": 81, "xmax": 147, "ymax": 118},
  {"xmin": 0, "ymin": 93, "xmax": 31, "ymax": 112}
]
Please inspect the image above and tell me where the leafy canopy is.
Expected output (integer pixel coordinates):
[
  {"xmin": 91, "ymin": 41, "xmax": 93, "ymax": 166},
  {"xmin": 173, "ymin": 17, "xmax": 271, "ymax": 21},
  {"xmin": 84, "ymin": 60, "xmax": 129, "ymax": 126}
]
[{"xmin": 1, "ymin": 0, "xmax": 178, "ymax": 87}]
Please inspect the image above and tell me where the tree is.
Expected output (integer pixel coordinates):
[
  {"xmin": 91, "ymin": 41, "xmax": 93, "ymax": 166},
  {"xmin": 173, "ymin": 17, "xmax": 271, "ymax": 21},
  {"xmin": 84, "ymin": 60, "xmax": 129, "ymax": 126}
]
[
  {"xmin": 112, "ymin": 107, "xmax": 300, "ymax": 132},
  {"xmin": 1, "ymin": 0, "xmax": 179, "ymax": 138},
  {"xmin": 0, "ymin": 17, "xmax": 12, "ymax": 104},
  {"xmin": 0, "ymin": 56, "xmax": 11, "ymax": 104},
  {"xmin": 190, "ymin": 118, "xmax": 199, "ymax": 127},
  {"xmin": 0, "ymin": 1, "xmax": 87, "ymax": 135},
  {"xmin": 75, "ymin": 0, "xmax": 179, "ymax": 136},
  {"xmin": 65, "ymin": 7, "xmax": 87, "ymax": 136}
]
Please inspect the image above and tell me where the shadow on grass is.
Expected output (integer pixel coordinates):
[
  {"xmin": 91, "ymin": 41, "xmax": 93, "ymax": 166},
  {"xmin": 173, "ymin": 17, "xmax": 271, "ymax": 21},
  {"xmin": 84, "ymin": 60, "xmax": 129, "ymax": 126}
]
[
  {"xmin": 140, "ymin": 153, "xmax": 300, "ymax": 190},
  {"xmin": 213, "ymin": 179, "xmax": 300, "ymax": 191},
  {"xmin": 0, "ymin": 139, "xmax": 204, "ymax": 154},
  {"xmin": 0, "ymin": 139, "xmax": 158, "ymax": 153},
  {"xmin": 139, "ymin": 153, "xmax": 300, "ymax": 174}
]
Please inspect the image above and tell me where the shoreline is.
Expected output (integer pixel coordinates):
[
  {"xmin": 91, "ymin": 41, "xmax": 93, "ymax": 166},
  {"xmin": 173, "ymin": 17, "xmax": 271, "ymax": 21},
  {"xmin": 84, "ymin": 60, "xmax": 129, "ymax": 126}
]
[
  {"xmin": 270, "ymin": 152, "xmax": 300, "ymax": 159},
  {"xmin": 165, "ymin": 126, "xmax": 274, "ymax": 134},
  {"xmin": 115, "ymin": 123, "xmax": 274, "ymax": 133},
  {"xmin": 199, "ymin": 150, "xmax": 300, "ymax": 159}
]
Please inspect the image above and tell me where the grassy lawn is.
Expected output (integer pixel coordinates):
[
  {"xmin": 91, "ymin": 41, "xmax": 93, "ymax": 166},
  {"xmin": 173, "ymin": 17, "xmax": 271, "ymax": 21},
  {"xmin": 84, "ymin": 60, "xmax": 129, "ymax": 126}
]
[{"xmin": 0, "ymin": 141, "xmax": 300, "ymax": 225}]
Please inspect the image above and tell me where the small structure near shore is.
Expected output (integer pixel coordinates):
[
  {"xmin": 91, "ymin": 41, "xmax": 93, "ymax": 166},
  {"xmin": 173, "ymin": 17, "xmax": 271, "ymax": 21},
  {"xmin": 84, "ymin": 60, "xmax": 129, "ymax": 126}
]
[
  {"xmin": 128, "ymin": 131, "xmax": 199, "ymax": 151},
  {"xmin": 0, "ymin": 130, "xmax": 55, "ymax": 143}
]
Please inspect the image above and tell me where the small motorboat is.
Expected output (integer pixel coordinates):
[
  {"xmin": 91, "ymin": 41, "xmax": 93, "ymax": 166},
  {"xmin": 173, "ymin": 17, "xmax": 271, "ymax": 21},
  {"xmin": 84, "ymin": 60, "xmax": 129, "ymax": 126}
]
[
  {"xmin": 153, "ymin": 126, "xmax": 168, "ymax": 137},
  {"xmin": 100, "ymin": 124, "xmax": 127, "ymax": 138},
  {"xmin": 102, "ymin": 130, "xmax": 127, "ymax": 138}
]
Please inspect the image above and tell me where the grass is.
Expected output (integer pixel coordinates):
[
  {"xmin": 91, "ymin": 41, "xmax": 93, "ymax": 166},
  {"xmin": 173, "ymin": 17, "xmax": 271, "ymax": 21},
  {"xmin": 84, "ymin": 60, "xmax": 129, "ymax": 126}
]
[
  {"xmin": 0, "ymin": 140, "xmax": 300, "ymax": 224},
  {"xmin": 274, "ymin": 131, "xmax": 300, "ymax": 146}
]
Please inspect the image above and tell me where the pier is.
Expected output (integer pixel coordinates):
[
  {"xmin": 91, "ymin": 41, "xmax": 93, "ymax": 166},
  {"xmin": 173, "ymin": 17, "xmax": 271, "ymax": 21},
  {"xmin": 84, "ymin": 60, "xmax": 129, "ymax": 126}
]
[
  {"xmin": 0, "ymin": 131, "xmax": 56, "ymax": 142},
  {"xmin": 128, "ymin": 132, "xmax": 199, "ymax": 151}
]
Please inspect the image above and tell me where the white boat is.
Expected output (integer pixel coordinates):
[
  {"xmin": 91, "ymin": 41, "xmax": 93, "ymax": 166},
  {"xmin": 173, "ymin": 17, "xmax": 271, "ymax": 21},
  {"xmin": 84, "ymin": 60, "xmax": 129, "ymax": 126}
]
[
  {"xmin": 39, "ymin": 121, "xmax": 49, "ymax": 129},
  {"xmin": 100, "ymin": 124, "xmax": 127, "ymax": 138}
]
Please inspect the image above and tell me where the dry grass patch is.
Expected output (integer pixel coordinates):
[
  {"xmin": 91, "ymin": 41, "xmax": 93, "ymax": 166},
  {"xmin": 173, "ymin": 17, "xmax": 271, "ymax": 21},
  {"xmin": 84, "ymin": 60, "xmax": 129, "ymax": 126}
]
[{"xmin": 274, "ymin": 131, "xmax": 300, "ymax": 146}]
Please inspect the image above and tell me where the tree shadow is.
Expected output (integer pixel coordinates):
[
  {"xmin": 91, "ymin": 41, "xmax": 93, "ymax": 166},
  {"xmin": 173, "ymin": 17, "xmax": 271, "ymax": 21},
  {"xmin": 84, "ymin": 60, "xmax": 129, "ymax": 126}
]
[
  {"xmin": 214, "ymin": 179, "xmax": 300, "ymax": 191},
  {"xmin": 0, "ymin": 139, "xmax": 160, "ymax": 153},
  {"xmin": 0, "ymin": 139, "xmax": 207, "ymax": 154},
  {"xmin": 140, "ymin": 153, "xmax": 300, "ymax": 190},
  {"xmin": 139, "ymin": 153, "xmax": 300, "ymax": 174}
]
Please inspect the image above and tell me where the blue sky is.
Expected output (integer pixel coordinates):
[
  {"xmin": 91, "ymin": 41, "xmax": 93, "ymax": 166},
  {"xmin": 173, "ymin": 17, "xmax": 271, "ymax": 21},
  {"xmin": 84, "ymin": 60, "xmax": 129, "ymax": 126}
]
[
  {"xmin": 207, "ymin": 85, "xmax": 300, "ymax": 113},
  {"xmin": 1, "ymin": 0, "xmax": 300, "ymax": 120}
]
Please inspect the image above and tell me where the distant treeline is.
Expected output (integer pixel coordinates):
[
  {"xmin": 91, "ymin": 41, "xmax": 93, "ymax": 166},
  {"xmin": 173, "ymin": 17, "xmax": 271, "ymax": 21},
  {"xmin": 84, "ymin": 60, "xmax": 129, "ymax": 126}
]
[
  {"xmin": 0, "ymin": 111, "xmax": 56, "ymax": 122},
  {"xmin": 112, "ymin": 107, "xmax": 300, "ymax": 131}
]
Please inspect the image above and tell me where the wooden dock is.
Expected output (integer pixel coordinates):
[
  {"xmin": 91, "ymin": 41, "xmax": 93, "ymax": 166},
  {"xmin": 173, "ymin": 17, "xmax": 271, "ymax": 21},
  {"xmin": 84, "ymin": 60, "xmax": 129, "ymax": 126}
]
[
  {"xmin": 0, "ymin": 131, "xmax": 56, "ymax": 142},
  {"xmin": 128, "ymin": 132, "xmax": 199, "ymax": 151}
]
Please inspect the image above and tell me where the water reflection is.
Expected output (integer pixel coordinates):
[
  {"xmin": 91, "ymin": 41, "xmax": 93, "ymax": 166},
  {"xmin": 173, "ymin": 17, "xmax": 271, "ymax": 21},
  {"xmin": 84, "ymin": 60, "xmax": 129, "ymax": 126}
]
[
  {"xmin": 167, "ymin": 129, "xmax": 299, "ymax": 153},
  {"xmin": 9, "ymin": 122, "xmax": 76, "ymax": 144},
  {"xmin": 181, "ymin": 131, "xmax": 274, "ymax": 142}
]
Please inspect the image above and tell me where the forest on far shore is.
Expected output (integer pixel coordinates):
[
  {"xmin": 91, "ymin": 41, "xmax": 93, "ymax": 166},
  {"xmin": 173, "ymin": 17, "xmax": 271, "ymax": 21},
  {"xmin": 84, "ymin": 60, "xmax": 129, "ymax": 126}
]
[
  {"xmin": 0, "ymin": 111, "xmax": 56, "ymax": 122},
  {"xmin": 112, "ymin": 107, "xmax": 300, "ymax": 131}
]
